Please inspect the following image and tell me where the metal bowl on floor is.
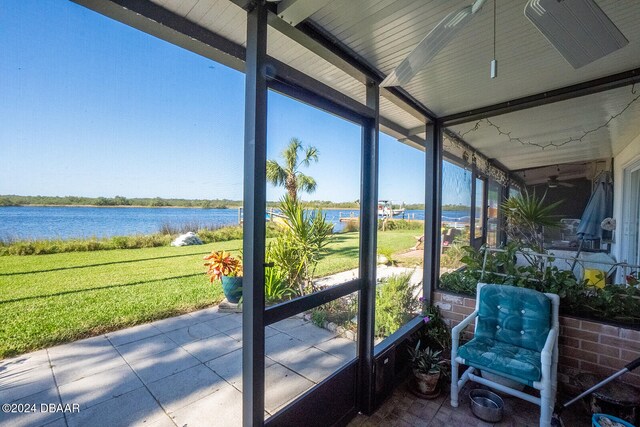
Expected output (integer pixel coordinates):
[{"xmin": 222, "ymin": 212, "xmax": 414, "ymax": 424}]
[{"xmin": 469, "ymin": 389, "xmax": 504, "ymax": 422}]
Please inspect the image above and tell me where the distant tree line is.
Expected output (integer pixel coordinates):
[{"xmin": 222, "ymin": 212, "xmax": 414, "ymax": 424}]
[
  {"xmin": 0, "ymin": 195, "xmax": 234, "ymax": 209},
  {"xmin": 0, "ymin": 195, "xmax": 470, "ymax": 211},
  {"xmin": 442, "ymin": 204, "xmax": 471, "ymax": 211}
]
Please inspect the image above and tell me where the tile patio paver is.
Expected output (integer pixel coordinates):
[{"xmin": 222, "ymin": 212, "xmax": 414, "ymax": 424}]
[
  {"xmin": 181, "ymin": 333, "xmax": 242, "ymax": 363},
  {"xmin": 169, "ymin": 382, "xmax": 243, "ymax": 427},
  {"xmin": 127, "ymin": 346, "xmax": 201, "ymax": 384},
  {"xmin": 149, "ymin": 312, "xmax": 201, "ymax": 333},
  {"xmin": 264, "ymin": 331, "xmax": 311, "ymax": 362},
  {"xmin": 283, "ymin": 322, "xmax": 337, "ymax": 346},
  {"xmin": 116, "ymin": 334, "xmax": 179, "ymax": 364},
  {"xmin": 146, "ymin": 364, "xmax": 227, "ymax": 413},
  {"xmin": 314, "ymin": 336, "xmax": 357, "ymax": 361},
  {"xmin": 162, "ymin": 321, "xmax": 221, "ymax": 346},
  {"xmin": 57, "ymin": 364, "xmax": 143, "ymax": 410},
  {"xmin": 276, "ymin": 346, "xmax": 347, "ymax": 384},
  {"xmin": 205, "ymin": 349, "xmax": 277, "ymax": 393},
  {"xmin": 65, "ymin": 387, "xmax": 166, "ymax": 427},
  {"xmin": 40, "ymin": 417, "xmax": 67, "ymax": 427},
  {"xmin": 202, "ymin": 314, "xmax": 242, "ymax": 333},
  {"xmin": 106, "ymin": 323, "xmax": 163, "ymax": 347},
  {"xmin": 49, "ymin": 339, "xmax": 126, "ymax": 386},
  {"xmin": 0, "ymin": 387, "xmax": 63, "ymax": 427},
  {"xmin": 0, "ymin": 350, "xmax": 49, "ymax": 371},
  {"xmin": 264, "ymin": 363, "xmax": 314, "ymax": 414},
  {"xmin": 0, "ymin": 361, "xmax": 56, "ymax": 403},
  {"xmin": 269, "ymin": 316, "xmax": 308, "ymax": 332}
]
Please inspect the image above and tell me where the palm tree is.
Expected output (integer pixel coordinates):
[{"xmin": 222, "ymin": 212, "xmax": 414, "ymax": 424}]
[{"xmin": 266, "ymin": 137, "xmax": 319, "ymax": 201}]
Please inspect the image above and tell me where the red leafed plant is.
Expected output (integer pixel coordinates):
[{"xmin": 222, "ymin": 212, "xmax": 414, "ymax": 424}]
[{"xmin": 204, "ymin": 250, "xmax": 242, "ymax": 282}]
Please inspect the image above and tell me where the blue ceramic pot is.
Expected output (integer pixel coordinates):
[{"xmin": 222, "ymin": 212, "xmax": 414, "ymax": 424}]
[{"xmin": 221, "ymin": 276, "xmax": 242, "ymax": 303}]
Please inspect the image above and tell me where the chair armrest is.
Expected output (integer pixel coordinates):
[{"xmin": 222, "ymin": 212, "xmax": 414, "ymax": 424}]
[
  {"xmin": 451, "ymin": 310, "xmax": 478, "ymax": 354},
  {"xmin": 540, "ymin": 327, "xmax": 557, "ymax": 363},
  {"xmin": 540, "ymin": 327, "xmax": 558, "ymax": 383}
]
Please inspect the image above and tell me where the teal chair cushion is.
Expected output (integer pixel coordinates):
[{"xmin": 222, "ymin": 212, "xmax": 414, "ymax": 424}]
[
  {"xmin": 458, "ymin": 337, "xmax": 542, "ymax": 385},
  {"xmin": 475, "ymin": 284, "xmax": 551, "ymax": 352}
]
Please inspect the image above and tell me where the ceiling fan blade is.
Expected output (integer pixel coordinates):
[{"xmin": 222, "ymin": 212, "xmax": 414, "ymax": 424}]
[
  {"xmin": 559, "ymin": 182, "xmax": 575, "ymax": 188},
  {"xmin": 381, "ymin": 3, "xmax": 481, "ymax": 87},
  {"xmin": 525, "ymin": 0, "xmax": 628, "ymax": 69}
]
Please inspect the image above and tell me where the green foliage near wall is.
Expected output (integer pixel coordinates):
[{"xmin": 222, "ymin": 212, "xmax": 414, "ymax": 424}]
[
  {"xmin": 439, "ymin": 244, "xmax": 640, "ymax": 325},
  {"xmin": 375, "ymin": 273, "xmax": 420, "ymax": 338}
]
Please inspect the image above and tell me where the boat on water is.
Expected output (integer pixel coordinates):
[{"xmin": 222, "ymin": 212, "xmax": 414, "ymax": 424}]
[{"xmin": 378, "ymin": 200, "xmax": 405, "ymax": 218}]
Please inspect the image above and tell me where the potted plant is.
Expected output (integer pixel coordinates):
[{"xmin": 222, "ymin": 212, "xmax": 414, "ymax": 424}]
[
  {"xmin": 204, "ymin": 250, "xmax": 242, "ymax": 303},
  {"xmin": 407, "ymin": 340, "xmax": 447, "ymax": 396}
]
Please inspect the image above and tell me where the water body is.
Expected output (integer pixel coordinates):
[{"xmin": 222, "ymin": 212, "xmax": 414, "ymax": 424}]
[{"xmin": 0, "ymin": 206, "xmax": 468, "ymax": 241}]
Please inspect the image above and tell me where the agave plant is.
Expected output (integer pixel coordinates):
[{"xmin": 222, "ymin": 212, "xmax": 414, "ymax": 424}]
[
  {"xmin": 502, "ymin": 190, "xmax": 563, "ymax": 254},
  {"xmin": 271, "ymin": 195, "xmax": 333, "ymax": 295}
]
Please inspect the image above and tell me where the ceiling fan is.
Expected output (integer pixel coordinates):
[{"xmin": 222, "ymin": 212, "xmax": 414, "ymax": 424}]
[
  {"xmin": 547, "ymin": 175, "xmax": 574, "ymax": 189},
  {"xmin": 381, "ymin": 0, "xmax": 628, "ymax": 87}
]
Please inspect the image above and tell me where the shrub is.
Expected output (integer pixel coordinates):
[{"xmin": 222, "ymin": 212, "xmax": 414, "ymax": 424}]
[
  {"xmin": 377, "ymin": 247, "xmax": 396, "ymax": 266},
  {"xmin": 375, "ymin": 273, "xmax": 420, "ymax": 338},
  {"xmin": 0, "ymin": 234, "xmax": 171, "ymax": 256},
  {"xmin": 264, "ymin": 244, "xmax": 298, "ymax": 304},
  {"xmin": 440, "ymin": 242, "xmax": 466, "ymax": 270},
  {"xmin": 310, "ymin": 297, "xmax": 357, "ymax": 329},
  {"xmin": 378, "ymin": 219, "xmax": 423, "ymax": 231},
  {"xmin": 341, "ymin": 220, "xmax": 359, "ymax": 233}
]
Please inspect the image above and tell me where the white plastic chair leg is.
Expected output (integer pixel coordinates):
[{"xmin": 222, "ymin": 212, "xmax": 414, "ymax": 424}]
[
  {"xmin": 450, "ymin": 357, "xmax": 459, "ymax": 407},
  {"xmin": 540, "ymin": 386, "xmax": 553, "ymax": 427}
]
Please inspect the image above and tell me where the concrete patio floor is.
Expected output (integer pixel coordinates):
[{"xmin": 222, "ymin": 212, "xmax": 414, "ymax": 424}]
[
  {"xmin": 1, "ymin": 304, "xmax": 594, "ymax": 427},
  {"xmin": 0, "ymin": 306, "xmax": 356, "ymax": 427}
]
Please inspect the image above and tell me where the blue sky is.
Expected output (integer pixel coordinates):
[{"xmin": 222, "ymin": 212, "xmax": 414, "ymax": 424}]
[{"xmin": 0, "ymin": 0, "xmax": 469, "ymax": 205}]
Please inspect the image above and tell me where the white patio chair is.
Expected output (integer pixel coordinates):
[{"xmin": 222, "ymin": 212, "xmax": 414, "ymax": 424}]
[{"xmin": 450, "ymin": 283, "xmax": 560, "ymax": 427}]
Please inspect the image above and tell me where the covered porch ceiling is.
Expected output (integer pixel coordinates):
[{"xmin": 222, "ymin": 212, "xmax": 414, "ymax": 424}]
[{"xmin": 76, "ymin": 0, "xmax": 640, "ymax": 175}]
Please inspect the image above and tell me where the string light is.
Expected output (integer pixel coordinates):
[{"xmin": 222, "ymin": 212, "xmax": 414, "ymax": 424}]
[
  {"xmin": 443, "ymin": 131, "xmax": 511, "ymax": 187},
  {"xmin": 456, "ymin": 84, "xmax": 640, "ymax": 151}
]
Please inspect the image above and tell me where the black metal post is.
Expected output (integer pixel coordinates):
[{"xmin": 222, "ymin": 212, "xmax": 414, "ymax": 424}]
[
  {"xmin": 470, "ymin": 168, "xmax": 477, "ymax": 246},
  {"xmin": 423, "ymin": 122, "xmax": 443, "ymax": 303},
  {"xmin": 499, "ymin": 181, "xmax": 509, "ymax": 247},
  {"xmin": 242, "ymin": 2, "xmax": 268, "ymax": 426},
  {"xmin": 482, "ymin": 177, "xmax": 489, "ymax": 245},
  {"xmin": 357, "ymin": 81, "xmax": 379, "ymax": 415}
]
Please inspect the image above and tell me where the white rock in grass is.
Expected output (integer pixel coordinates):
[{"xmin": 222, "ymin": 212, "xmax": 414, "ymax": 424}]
[{"xmin": 171, "ymin": 232, "xmax": 203, "ymax": 247}]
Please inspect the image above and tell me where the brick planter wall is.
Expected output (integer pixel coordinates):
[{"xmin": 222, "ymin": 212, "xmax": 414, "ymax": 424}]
[{"xmin": 433, "ymin": 290, "xmax": 640, "ymax": 389}]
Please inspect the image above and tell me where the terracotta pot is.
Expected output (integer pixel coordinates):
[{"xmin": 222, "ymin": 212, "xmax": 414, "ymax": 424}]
[{"xmin": 413, "ymin": 370, "xmax": 441, "ymax": 394}]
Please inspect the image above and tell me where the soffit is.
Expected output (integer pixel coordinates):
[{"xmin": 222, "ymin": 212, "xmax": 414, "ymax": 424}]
[
  {"xmin": 309, "ymin": 0, "xmax": 640, "ymax": 117},
  {"xmin": 446, "ymin": 85, "xmax": 640, "ymax": 170}
]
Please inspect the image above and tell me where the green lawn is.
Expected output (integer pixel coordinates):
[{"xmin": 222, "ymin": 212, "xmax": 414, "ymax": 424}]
[{"xmin": 0, "ymin": 230, "xmax": 417, "ymax": 358}]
